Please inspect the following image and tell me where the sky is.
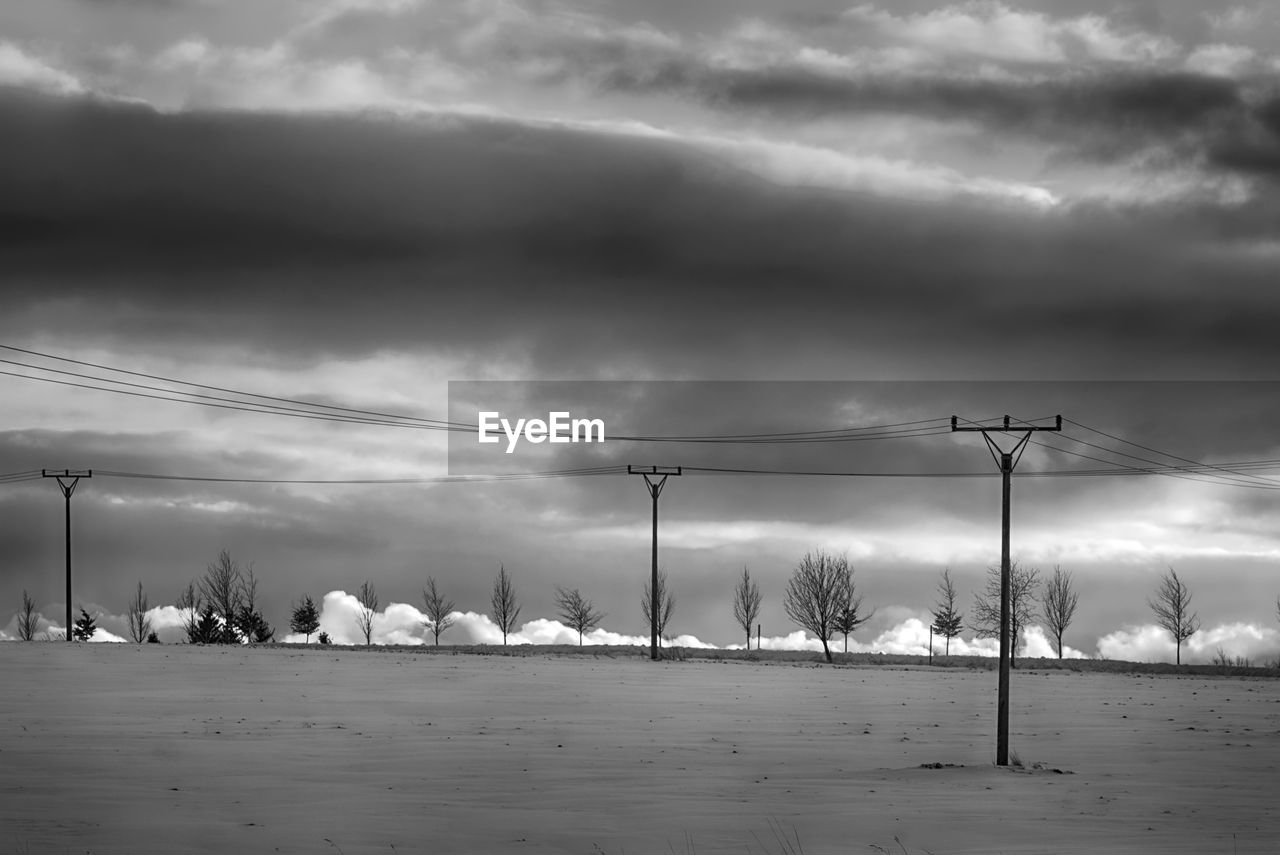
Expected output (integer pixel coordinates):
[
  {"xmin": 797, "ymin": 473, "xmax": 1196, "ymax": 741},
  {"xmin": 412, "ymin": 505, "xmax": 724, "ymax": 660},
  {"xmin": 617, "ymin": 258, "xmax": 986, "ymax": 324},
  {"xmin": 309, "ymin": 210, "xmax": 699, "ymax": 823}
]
[{"xmin": 2, "ymin": 0, "xmax": 1280, "ymax": 662}]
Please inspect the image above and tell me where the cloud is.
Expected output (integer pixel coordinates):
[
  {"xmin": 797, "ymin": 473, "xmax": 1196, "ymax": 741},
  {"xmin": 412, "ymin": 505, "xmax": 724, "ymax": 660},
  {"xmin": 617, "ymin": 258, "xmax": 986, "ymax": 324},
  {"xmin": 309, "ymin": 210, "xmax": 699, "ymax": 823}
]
[
  {"xmin": 9, "ymin": 85, "xmax": 1280, "ymax": 375},
  {"xmin": 12, "ymin": 0, "xmax": 1268, "ymax": 192},
  {"xmin": 1184, "ymin": 43, "xmax": 1257, "ymax": 77},
  {"xmin": 0, "ymin": 41, "xmax": 85, "ymax": 94},
  {"xmin": 1096, "ymin": 622, "xmax": 1280, "ymax": 664},
  {"xmin": 842, "ymin": 2, "xmax": 1177, "ymax": 66},
  {"xmin": 280, "ymin": 594, "xmax": 722, "ymax": 647},
  {"xmin": 272, "ymin": 604, "xmax": 1079, "ymax": 659},
  {"xmin": 0, "ymin": 612, "xmax": 61, "ymax": 641}
]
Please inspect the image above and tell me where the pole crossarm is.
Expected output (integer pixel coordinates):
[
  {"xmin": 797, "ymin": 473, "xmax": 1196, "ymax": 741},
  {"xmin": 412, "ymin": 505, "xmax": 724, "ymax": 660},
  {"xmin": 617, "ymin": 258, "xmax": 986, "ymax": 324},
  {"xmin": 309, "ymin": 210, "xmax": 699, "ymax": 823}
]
[
  {"xmin": 43, "ymin": 468, "xmax": 93, "ymax": 496},
  {"xmin": 629, "ymin": 465, "xmax": 682, "ymax": 661},
  {"xmin": 950, "ymin": 416, "xmax": 1059, "ymax": 766},
  {"xmin": 952, "ymin": 416, "xmax": 1060, "ymax": 473},
  {"xmin": 43, "ymin": 469, "xmax": 92, "ymax": 642},
  {"xmin": 950, "ymin": 415, "xmax": 1062, "ymax": 433}
]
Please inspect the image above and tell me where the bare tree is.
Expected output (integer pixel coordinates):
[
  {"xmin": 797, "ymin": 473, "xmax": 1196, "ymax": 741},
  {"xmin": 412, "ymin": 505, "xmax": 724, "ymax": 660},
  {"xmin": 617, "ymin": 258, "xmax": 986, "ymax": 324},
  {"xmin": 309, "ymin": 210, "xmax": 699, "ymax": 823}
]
[
  {"xmin": 16, "ymin": 589, "xmax": 40, "ymax": 641},
  {"xmin": 555, "ymin": 586, "xmax": 604, "ymax": 645},
  {"xmin": 732, "ymin": 567, "xmax": 762, "ymax": 650},
  {"xmin": 234, "ymin": 566, "xmax": 273, "ymax": 643},
  {"xmin": 1040, "ymin": 565, "xmax": 1079, "ymax": 659},
  {"xmin": 489, "ymin": 565, "xmax": 521, "ymax": 646},
  {"xmin": 783, "ymin": 550, "xmax": 852, "ymax": 664},
  {"xmin": 641, "ymin": 568, "xmax": 676, "ymax": 646},
  {"xmin": 198, "ymin": 549, "xmax": 244, "ymax": 643},
  {"xmin": 833, "ymin": 570, "xmax": 874, "ymax": 653},
  {"xmin": 290, "ymin": 595, "xmax": 321, "ymax": 643},
  {"xmin": 421, "ymin": 577, "xmax": 455, "ymax": 645},
  {"xmin": 931, "ymin": 568, "xmax": 964, "ymax": 656},
  {"xmin": 970, "ymin": 560, "xmax": 1040, "ymax": 669},
  {"xmin": 1148, "ymin": 567, "xmax": 1199, "ymax": 665},
  {"xmin": 126, "ymin": 581, "xmax": 153, "ymax": 643},
  {"xmin": 177, "ymin": 581, "xmax": 202, "ymax": 644},
  {"xmin": 356, "ymin": 580, "xmax": 378, "ymax": 646}
]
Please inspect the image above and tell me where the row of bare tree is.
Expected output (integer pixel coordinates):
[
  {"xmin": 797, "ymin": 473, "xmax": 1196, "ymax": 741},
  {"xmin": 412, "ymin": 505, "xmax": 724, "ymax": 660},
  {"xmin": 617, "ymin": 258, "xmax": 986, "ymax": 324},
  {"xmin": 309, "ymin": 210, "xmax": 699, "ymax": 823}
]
[
  {"xmin": 8, "ymin": 550, "xmax": 1266, "ymax": 664},
  {"xmin": 931, "ymin": 563, "xmax": 1206, "ymax": 666},
  {"xmin": 325, "ymin": 567, "xmax": 611, "ymax": 647}
]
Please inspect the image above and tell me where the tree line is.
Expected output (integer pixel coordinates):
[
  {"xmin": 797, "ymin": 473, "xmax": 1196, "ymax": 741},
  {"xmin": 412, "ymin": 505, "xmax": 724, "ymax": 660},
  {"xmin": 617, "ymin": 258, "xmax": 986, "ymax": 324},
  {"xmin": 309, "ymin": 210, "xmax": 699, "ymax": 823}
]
[{"xmin": 8, "ymin": 548, "xmax": 1267, "ymax": 665}]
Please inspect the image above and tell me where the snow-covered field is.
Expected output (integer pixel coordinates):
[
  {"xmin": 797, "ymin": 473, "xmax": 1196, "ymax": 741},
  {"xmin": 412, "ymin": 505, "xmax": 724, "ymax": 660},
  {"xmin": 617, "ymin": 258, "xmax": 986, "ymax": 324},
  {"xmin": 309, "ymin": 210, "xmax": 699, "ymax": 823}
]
[{"xmin": 2, "ymin": 644, "xmax": 1278, "ymax": 854}]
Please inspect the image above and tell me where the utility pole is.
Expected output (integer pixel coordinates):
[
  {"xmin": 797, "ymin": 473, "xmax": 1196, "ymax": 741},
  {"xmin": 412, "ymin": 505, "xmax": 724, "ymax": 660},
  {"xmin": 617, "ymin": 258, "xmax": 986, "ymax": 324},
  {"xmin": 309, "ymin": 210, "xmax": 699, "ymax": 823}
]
[
  {"xmin": 43, "ymin": 469, "xmax": 92, "ymax": 642},
  {"xmin": 628, "ymin": 465, "xmax": 681, "ymax": 661},
  {"xmin": 951, "ymin": 415, "xmax": 1060, "ymax": 765}
]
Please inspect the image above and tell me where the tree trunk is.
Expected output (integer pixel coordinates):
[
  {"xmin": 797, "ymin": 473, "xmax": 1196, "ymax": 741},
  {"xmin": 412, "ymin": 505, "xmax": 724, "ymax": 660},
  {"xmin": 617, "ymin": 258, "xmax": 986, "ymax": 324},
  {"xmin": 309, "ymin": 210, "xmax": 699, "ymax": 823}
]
[
  {"xmin": 1057, "ymin": 632, "xmax": 1063, "ymax": 659},
  {"xmin": 945, "ymin": 636, "xmax": 950, "ymax": 656},
  {"xmin": 821, "ymin": 638, "xmax": 832, "ymax": 663}
]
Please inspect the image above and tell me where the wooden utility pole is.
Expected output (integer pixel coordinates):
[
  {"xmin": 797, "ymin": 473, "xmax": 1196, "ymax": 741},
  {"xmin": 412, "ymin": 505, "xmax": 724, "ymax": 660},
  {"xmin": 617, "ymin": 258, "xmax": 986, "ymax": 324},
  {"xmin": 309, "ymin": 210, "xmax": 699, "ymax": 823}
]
[
  {"xmin": 42, "ymin": 469, "xmax": 92, "ymax": 642},
  {"xmin": 628, "ymin": 466, "xmax": 681, "ymax": 661},
  {"xmin": 951, "ymin": 416, "xmax": 1060, "ymax": 765}
]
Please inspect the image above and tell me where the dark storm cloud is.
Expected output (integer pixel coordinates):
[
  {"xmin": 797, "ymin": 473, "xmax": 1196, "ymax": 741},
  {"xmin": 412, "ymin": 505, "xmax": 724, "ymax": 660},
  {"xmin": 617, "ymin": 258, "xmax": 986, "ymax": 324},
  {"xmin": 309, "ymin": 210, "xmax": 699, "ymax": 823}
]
[
  {"xmin": 372, "ymin": 0, "xmax": 1280, "ymax": 177},
  {"xmin": 601, "ymin": 60, "xmax": 1280, "ymax": 175},
  {"xmin": 2, "ymin": 87, "xmax": 1280, "ymax": 379},
  {"xmin": 644, "ymin": 65, "xmax": 1239, "ymax": 132}
]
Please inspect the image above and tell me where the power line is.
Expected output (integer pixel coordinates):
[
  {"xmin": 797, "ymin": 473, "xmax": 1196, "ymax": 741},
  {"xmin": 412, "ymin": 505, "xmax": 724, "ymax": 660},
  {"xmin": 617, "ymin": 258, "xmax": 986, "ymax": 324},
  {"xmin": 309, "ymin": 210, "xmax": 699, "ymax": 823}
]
[
  {"xmin": 683, "ymin": 465, "xmax": 996, "ymax": 478},
  {"xmin": 6, "ymin": 345, "xmax": 1280, "ymax": 487},
  {"xmin": 91, "ymin": 466, "xmax": 629, "ymax": 484},
  {"xmin": 0, "ymin": 367, "xmax": 469, "ymax": 432},
  {"xmin": 7, "ymin": 460, "xmax": 1279, "ymax": 487},
  {"xmin": 0, "ymin": 345, "xmax": 976, "ymax": 445},
  {"xmin": 970, "ymin": 413, "xmax": 1280, "ymax": 491},
  {"xmin": 0, "ymin": 344, "xmax": 465, "ymax": 428},
  {"xmin": 1032, "ymin": 434, "xmax": 1278, "ymax": 491},
  {"xmin": 1065, "ymin": 417, "xmax": 1280, "ymax": 489}
]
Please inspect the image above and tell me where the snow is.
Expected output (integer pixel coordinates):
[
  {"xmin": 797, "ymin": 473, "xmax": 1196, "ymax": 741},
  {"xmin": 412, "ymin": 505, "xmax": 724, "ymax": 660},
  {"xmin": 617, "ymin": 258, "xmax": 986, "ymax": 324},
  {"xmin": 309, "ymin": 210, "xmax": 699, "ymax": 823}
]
[{"xmin": 2, "ymin": 644, "xmax": 1278, "ymax": 853}]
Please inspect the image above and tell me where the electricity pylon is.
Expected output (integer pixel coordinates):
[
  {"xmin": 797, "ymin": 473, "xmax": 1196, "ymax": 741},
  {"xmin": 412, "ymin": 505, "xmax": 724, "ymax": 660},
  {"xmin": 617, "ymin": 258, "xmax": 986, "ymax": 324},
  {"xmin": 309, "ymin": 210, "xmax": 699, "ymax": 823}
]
[
  {"xmin": 628, "ymin": 465, "xmax": 681, "ymax": 660},
  {"xmin": 951, "ymin": 416, "xmax": 1060, "ymax": 765},
  {"xmin": 42, "ymin": 469, "xmax": 92, "ymax": 642}
]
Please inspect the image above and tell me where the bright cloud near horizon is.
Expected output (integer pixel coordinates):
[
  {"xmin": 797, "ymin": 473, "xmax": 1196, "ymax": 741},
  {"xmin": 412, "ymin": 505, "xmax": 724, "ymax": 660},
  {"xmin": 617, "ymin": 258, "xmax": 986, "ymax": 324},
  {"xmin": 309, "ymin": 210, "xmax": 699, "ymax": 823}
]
[{"xmin": 2, "ymin": 0, "xmax": 1280, "ymax": 664}]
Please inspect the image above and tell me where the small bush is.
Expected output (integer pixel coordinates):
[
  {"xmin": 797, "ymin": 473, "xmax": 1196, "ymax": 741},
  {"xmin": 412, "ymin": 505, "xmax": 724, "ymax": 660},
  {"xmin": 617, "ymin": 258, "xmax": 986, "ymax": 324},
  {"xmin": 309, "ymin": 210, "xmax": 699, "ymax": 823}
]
[{"xmin": 318, "ymin": 631, "xmax": 331, "ymax": 645}]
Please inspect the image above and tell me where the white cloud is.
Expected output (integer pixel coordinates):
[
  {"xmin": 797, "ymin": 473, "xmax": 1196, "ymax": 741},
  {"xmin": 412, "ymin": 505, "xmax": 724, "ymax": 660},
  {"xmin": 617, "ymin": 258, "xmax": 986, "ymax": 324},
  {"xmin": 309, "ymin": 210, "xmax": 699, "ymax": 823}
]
[
  {"xmin": 1184, "ymin": 43, "xmax": 1256, "ymax": 77},
  {"xmin": 1096, "ymin": 622, "xmax": 1280, "ymax": 664},
  {"xmin": 550, "ymin": 118, "xmax": 1060, "ymax": 208},
  {"xmin": 843, "ymin": 2, "xmax": 1177, "ymax": 66},
  {"xmin": 155, "ymin": 39, "xmax": 213, "ymax": 71},
  {"xmin": 1205, "ymin": 7, "xmax": 1263, "ymax": 35},
  {"xmin": 0, "ymin": 41, "xmax": 85, "ymax": 94},
  {"xmin": 1020, "ymin": 624, "xmax": 1088, "ymax": 659},
  {"xmin": 709, "ymin": 135, "xmax": 1059, "ymax": 208},
  {"xmin": 281, "ymin": 594, "xmax": 726, "ymax": 647}
]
